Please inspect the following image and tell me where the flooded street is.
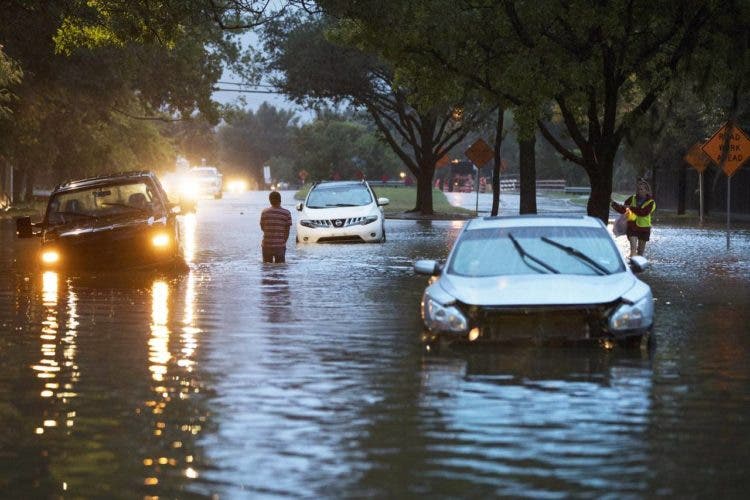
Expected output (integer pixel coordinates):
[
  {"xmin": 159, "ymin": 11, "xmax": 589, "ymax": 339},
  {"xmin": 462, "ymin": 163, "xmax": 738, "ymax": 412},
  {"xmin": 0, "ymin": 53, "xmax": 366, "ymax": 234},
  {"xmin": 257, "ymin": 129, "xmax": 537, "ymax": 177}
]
[{"xmin": 1, "ymin": 190, "xmax": 749, "ymax": 498}]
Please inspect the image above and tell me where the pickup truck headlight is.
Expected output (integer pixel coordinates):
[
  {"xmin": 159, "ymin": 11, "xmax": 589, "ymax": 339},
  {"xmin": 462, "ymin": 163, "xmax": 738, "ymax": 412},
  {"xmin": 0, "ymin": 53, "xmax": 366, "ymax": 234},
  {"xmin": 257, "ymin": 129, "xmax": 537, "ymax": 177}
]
[
  {"xmin": 152, "ymin": 232, "xmax": 171, "ymax": 248},
  {"xmin": 41, "ymin": 249, "xmax": 60, "ymax": 265},
  {"xmin": 609, "ymin": 295, "xmax": 654, "ymax": 331},
  {"xmin": 422, "ymin": 294, "xmax": 468, "ymax": 333}
]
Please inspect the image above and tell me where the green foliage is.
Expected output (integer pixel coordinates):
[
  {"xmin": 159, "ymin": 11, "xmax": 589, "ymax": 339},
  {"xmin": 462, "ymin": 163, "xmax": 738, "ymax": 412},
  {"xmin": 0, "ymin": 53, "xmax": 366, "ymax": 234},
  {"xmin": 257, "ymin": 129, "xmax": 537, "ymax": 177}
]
[
  {"xmin": 0, "ymin": 45, "xmax": 22, "ymax": 119},
  {"xmin": 218, "ymin": 102, "xmax": 299, "ymax": 182},
  {"xmin": 290, "ymin": 111, "xmax": 402, "ymax": 181},
  {"xmin": 0, "ymin": 0, "xmax": 235, "ymax": 194}
]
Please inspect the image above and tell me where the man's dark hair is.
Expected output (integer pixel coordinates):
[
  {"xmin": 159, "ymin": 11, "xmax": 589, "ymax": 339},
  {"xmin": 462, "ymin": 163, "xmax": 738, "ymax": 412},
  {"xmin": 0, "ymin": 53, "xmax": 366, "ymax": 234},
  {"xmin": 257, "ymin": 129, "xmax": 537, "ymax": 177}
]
[{"xmin": 269, "ymin": 191, "xmax": 281, "ymax": 205}]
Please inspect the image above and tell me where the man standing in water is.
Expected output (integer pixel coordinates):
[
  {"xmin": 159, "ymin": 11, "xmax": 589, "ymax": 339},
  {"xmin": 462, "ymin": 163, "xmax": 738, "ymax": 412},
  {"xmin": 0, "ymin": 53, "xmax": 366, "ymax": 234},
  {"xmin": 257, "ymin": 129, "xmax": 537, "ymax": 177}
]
[{"xmin": 260, "ymin": 191, "xmax": 292, "ymax": 263}]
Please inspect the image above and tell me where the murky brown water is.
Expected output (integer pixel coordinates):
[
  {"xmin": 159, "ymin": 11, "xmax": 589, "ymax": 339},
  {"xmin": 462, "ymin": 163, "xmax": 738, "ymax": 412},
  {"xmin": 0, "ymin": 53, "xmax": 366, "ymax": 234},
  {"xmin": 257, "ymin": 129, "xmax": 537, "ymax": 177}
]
[{"xmin": 1, "ymin": 191, "xmax": 749, "ymax": 498}]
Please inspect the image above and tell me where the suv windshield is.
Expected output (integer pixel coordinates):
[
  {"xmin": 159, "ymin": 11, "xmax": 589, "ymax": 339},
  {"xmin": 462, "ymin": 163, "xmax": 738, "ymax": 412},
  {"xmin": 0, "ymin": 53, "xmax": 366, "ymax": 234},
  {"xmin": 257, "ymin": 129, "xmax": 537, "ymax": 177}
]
[
  {"xmin": 306, "ymin": 184, "xmax": 373, "ymax": 208},
  {"xmin": 46, "ymin": 180, "xmax": 164, "ymax": 226},
  {"xmin": 448, "ymin": 226, "xmax": 625, "ymax": 276}
]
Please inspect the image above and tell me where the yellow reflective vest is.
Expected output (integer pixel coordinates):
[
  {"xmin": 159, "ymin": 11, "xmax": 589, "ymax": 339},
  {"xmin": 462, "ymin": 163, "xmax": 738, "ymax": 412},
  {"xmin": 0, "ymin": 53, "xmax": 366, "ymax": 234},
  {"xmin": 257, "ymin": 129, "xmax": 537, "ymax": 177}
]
[{"xmin": 626, "ymin": 195, "xmax": 656, "ymax": 228}]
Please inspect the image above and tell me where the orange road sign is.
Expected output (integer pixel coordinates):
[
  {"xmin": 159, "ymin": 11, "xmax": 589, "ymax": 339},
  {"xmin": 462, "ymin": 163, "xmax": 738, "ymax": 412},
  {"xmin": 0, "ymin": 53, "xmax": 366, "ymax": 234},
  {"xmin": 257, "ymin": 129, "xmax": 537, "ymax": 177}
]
[
  {"xmin": 684, "ymin": 142, "xmax": 712, "ymax": 173},
  {"xmin": 701, "ymin": 121, "xmax": 750, "ymax": 177},
  {"xmin": 465, "ymin": 138, "xmax": 495, "ymax": 167}
]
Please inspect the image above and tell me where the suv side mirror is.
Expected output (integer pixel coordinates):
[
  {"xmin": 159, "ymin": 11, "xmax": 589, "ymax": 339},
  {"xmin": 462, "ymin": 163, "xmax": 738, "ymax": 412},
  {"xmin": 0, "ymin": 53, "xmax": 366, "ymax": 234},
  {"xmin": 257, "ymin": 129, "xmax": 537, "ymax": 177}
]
[
  {"xmin": 296, "ymin": 202, "xmax": 303, "ymax": 211},
  {"xmin": 629, "ymin": 255, "xmax": 649, "ymax": 273},
  {"xmin": 16, "ymin": 216, "xmax": 34, "ymax": 238},
  {"xmin": 377, "ymin": 197, "xmax": 390, "ymax": 206}
]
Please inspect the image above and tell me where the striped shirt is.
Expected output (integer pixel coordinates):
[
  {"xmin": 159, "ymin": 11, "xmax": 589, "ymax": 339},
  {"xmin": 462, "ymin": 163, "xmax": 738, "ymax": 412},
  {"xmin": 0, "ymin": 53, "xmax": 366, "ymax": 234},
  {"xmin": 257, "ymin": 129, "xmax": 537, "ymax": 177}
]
[{"xmin": 260, "ymin": 206, "xmax": 292, "ymax": 249}]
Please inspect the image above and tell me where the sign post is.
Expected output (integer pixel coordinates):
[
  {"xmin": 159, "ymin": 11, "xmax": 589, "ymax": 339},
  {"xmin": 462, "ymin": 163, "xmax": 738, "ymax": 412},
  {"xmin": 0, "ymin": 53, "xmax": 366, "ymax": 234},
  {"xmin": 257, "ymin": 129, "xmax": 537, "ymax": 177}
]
[
  {"xmin": 465, "ymin": 139, "xmax": 495, "ymax": 216},
  {"xmin": 683, "ymin": 142, "xmax": 712, "ymax": 224},
  {"xmin": 700, "ymin": 121, "xmax": 750, "ymax": 249}
]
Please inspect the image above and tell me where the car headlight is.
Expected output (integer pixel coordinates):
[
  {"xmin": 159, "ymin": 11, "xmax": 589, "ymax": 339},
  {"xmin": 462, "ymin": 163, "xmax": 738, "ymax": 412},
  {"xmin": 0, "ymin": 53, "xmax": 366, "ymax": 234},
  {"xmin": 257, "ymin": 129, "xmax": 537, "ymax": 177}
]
[
  {"xmin": 41, "ymin": 249, "xmax": 60, "ymax": 265},
  {"xmin": 152, "ymin": 232, "xmax": 171, "ymax": 248},
  {"xmin": 422, "ymin": 294, "xmax": 468, "ymax": 333},
  {"xmin": 300, "ymin": 219, "xmax": 330, "ymax": 228},
  {"xmin": 609, "ymin": 295, "xmax": 654, "ymax": 331},
  {"xmin": 360, "ymin": 215, "xmax": 378, "ymax": 225}
]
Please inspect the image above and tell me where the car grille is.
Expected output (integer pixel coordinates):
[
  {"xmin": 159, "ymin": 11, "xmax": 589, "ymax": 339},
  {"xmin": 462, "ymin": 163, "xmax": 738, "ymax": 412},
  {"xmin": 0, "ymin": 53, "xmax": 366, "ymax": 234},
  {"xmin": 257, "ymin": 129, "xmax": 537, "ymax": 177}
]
[
  {"xmin": 317, "ymin": 235, "xmax": 365, "ymax": 243},
  {"xmin": 475, "ymin": 305, "xmax": 610, "ymax": 343},
  {"xmin": 305, "ymin": 217, "xmax": 371, "ymax": 228}
]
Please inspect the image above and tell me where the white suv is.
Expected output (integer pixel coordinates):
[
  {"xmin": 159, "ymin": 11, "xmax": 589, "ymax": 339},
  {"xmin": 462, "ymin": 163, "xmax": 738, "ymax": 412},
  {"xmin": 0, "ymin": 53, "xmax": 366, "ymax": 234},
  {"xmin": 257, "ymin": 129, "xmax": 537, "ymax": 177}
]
[{"xmin": 296, "ymin": 181, "xmax": 389, "ymax": 243}]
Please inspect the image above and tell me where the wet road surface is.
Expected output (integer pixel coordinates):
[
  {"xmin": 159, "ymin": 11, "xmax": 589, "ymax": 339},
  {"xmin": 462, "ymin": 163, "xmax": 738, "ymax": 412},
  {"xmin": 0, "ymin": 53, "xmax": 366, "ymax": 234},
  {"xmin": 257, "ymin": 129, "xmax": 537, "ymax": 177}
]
[{"xmin": 1, "ymin": 190, "xmax": 749, "ymax": 498}]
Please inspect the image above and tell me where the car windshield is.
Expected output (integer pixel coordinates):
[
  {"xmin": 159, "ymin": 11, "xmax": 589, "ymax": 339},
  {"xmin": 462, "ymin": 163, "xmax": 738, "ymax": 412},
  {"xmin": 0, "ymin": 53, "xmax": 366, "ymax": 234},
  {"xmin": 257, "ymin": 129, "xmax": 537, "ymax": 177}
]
[
  {"xmin": 306, "ymin": 184, "xmax": 373, "ymax": 208},
  {"xmin": 46, "ymin": 180, "xmax": 164, "ymax": 226},
  {"xmin": 447, "ymin": 225, "xmax": 625, "ymax": 276}
]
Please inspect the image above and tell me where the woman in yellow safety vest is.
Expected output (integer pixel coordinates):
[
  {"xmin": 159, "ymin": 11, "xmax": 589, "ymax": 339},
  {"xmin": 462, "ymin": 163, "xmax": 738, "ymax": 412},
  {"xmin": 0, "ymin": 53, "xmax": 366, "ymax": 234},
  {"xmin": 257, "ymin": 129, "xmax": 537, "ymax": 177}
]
[{"xmin": 611, "ymin": 178, "xmax": 656, "ymax": 258}]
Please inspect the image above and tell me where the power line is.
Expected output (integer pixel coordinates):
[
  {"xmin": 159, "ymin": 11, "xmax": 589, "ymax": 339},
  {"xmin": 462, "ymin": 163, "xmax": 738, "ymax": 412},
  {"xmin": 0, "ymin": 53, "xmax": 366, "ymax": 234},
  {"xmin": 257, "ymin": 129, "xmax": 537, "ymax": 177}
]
[{"xmin": 212, "ymin": 87, "xmax": 284, "ymax": 94}]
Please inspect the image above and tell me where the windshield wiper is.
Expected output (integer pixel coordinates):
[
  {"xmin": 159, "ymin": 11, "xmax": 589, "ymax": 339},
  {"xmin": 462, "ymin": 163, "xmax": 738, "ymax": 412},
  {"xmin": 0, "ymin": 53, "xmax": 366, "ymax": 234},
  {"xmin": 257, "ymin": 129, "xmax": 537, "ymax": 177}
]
[
  {"xmin": 507, "ymin": 232, "xmax": 559, "ymax": 274},
  {"xmin": 326, "ymin": 203, "xmax": 358, "ymax": 207},
  {"xmin": 540, "ymin": 236, "xmax": 609, "ymax": 275}
]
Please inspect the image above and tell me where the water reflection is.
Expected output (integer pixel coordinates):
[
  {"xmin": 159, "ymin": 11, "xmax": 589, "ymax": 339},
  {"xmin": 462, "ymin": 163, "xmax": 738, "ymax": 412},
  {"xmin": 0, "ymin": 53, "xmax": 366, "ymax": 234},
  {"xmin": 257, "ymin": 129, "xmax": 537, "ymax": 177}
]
[
  {"xmin": 415, "ymin": 349, "xmax": 654, "ymax": 496},
  {"xmin": 260, "ymin": 266, "xmax": 292, "ymax": 325},
  {"xmin": 34, "ymin": 271, "xmax": 79, "ymax": 436},
  {"xmin": 142, "ymin": 269, "xmax": 208, "ymax": 491}
]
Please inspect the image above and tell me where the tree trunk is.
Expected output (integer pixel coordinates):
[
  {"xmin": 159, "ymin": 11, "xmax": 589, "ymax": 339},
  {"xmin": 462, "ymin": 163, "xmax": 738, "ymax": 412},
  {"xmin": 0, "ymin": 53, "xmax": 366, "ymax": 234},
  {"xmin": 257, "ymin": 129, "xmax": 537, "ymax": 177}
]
[
  {"xmin": 491, "ymin": 108, "xmax": 505, "ymax": 216},
  {"xmin": 415, "ymin": 164, "xmax": 435, "ymax": 214},
  {"xmin": 518, "ymin": 135, "xmax": 536, "ymax": 214},
  {"xmin": 586, "ymin": 164, "xmax": 614, "ymax": 223}
]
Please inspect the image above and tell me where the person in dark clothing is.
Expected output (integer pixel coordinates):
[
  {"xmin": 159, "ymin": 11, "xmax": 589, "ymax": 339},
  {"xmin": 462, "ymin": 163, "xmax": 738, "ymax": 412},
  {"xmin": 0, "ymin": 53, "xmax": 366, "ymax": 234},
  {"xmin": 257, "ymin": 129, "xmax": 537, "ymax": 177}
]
[
  {"xmin": 611, "ymin": 178, "xmax": 656, "ymax": 257},
  {"xmin": 260, "ymin": 191, "xmax": 292, "ymax": 263}
]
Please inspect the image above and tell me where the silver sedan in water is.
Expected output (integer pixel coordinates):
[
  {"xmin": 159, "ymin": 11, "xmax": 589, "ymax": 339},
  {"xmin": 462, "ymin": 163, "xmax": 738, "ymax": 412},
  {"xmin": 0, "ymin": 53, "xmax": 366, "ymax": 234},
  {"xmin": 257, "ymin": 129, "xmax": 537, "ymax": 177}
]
[{"xmin": 414, "ymin": 215, "xmax": 654, "ymax": 349}]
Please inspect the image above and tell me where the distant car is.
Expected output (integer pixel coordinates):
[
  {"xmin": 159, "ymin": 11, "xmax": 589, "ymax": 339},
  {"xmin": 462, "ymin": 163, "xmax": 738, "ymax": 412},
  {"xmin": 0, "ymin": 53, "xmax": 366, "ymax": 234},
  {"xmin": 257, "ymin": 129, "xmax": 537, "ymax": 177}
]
[
  {"xmin": 187, "ymin": 166, "xmax": 223, "ymax": 199},
  {"xmin": 414, "ymin": 215, "xmax": 653, "ymax": 349},
  {"xmin": 295, "ymin": 180, "xmax": 389, "ymax": 243},
  {"xmin": 16, "ymin": 171, "xmax": 188, "ymax": 272}
]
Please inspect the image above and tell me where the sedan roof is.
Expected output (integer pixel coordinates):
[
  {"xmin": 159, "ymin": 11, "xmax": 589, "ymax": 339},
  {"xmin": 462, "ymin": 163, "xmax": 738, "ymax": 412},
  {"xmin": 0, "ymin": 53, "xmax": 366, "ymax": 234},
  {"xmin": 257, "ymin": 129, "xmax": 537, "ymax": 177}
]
[{"xmin": 466, "ymin": 214, "xmax": 605, "ymax": 230}]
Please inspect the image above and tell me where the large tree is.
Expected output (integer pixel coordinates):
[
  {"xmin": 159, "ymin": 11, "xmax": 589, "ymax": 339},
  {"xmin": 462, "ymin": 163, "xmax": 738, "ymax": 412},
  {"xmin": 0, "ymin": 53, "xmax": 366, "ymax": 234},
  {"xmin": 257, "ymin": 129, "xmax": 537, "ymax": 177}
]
[
  {"xmin": 317, "ymin": 0, "xmax": 724, "ymax": 222},
  {"xmin": 260, "ymin": 14, "xmax": 487, "ymax": 214},
  {"xmin": 0, "ymin": 1, "xmax": 235, "ymax": 197}
]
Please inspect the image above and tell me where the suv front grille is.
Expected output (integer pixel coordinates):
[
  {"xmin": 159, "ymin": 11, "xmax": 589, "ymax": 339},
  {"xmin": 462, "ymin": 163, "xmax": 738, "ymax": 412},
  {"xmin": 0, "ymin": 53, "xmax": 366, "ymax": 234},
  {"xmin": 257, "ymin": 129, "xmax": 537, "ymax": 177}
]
[{"xmin": 305, "ymin": 217, "xmax": 373, "ymax": 228}]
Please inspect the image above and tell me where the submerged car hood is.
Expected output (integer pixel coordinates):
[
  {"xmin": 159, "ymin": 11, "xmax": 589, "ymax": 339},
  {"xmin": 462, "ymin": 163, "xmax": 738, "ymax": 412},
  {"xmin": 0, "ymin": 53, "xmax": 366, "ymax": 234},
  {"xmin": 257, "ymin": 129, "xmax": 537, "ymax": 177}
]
[
  {"xmin": 300, "ymin": 204, "xmax": 379, "ymax": 219},
  {"xmin": 438, "ymin": 272, "xmax": 638, "ymax": 306}
]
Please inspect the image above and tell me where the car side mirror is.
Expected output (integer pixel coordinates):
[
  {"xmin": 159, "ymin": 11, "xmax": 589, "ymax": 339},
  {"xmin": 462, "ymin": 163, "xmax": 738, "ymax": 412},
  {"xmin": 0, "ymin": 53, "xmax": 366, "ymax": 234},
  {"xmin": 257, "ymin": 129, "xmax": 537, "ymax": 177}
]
[
  {"xmin": 296, "ymin": 202, "xmax": 303, "ymax": 211},
  {"xmin": 629, "ymin": 255, "xmax": 649, "ymax": 273},
  {"xmin": 16, "ymin": 216, "xmax": 35, "ymax": 238},
  {"xmin": 414, "ymin": 259, "xmax": 441, "ymax": 276},
  {"xmin": 377, "ymin": 197, "xmax": 390, "ymax": 206}
]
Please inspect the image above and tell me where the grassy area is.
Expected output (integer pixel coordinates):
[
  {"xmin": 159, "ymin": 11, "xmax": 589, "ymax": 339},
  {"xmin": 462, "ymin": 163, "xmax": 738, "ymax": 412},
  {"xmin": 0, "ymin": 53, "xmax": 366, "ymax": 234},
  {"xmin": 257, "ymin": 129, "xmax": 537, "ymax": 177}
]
[{"xmin": 294, "ymin": 185, "xmax": 475, "ymax": 217}]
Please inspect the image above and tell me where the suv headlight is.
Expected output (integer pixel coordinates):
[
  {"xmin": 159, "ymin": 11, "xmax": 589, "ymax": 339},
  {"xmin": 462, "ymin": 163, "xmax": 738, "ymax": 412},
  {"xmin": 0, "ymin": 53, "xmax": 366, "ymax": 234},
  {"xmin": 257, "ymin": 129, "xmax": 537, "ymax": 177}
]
[
  {"xmin": 359, "ymin": 215, "xmax": 378, "ymax": 225},
  {"xmin": 300, "ymin": 219, "xmax": 321, "ymax": 228},
  {"xmin": 421, "ymin": 294, "xmax": 468, "ymax": 333},
  {"xmin": 609, "ymin": 295, "xmax": 654, "ymax": 331}
]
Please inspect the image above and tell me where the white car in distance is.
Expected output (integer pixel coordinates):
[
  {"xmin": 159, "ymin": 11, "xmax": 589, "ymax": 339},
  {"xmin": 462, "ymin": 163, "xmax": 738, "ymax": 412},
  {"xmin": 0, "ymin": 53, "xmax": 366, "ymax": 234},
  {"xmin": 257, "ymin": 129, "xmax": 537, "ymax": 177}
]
[{"xmin": 296, "ymin": 180, "xmax": 389, "ymax": 243}]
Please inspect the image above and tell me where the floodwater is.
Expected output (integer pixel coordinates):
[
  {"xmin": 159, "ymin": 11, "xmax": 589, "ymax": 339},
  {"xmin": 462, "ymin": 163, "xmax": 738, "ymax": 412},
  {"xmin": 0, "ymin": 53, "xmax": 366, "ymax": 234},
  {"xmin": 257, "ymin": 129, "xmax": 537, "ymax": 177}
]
[{"xmin": 1, "ymin": 190, "xmax": 749, "ymax": 498}]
